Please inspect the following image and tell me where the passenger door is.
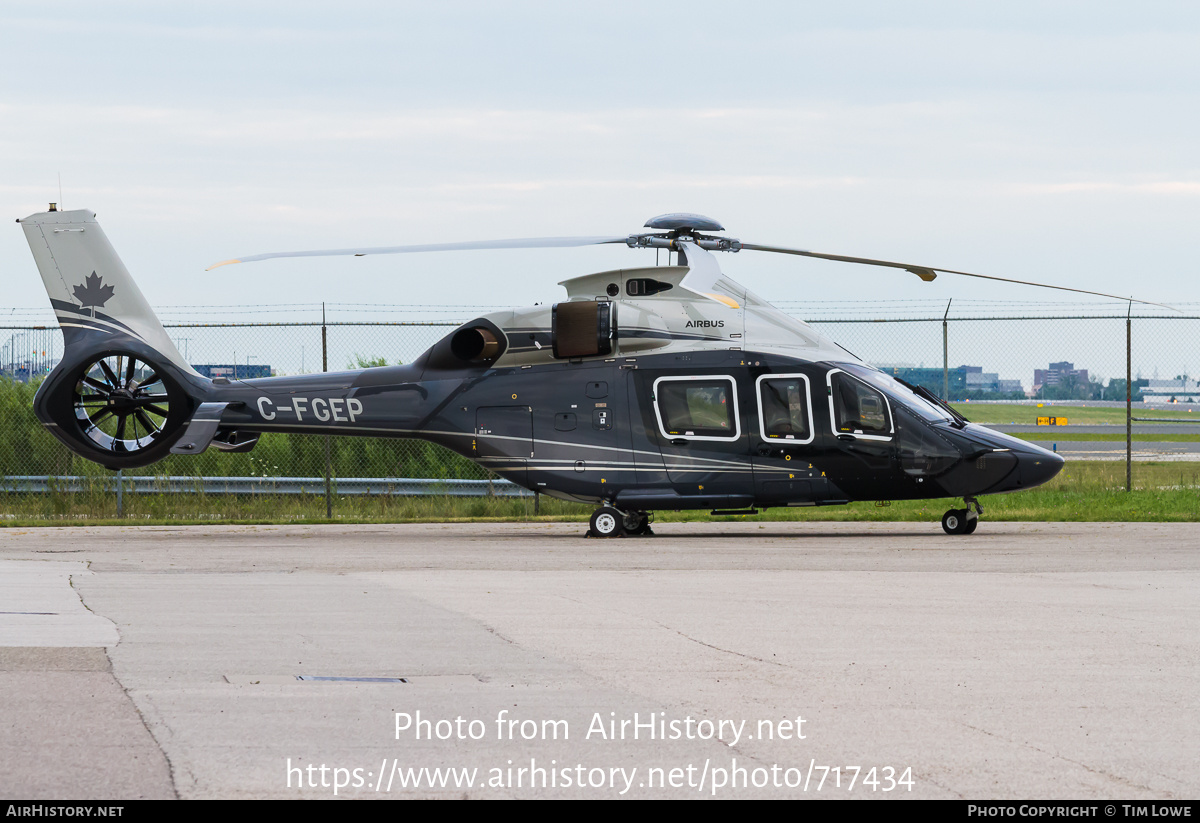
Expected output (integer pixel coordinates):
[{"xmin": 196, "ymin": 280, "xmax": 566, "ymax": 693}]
[
  {"xmin": 822, "ymin": 367, "xmax": 897, "ymax": 484},
  {"xmin": 751, "ymin": 372, "xmax": 824, "ymax": 503},
  {"xmin": 648, "ymin": 373, "xmax": 755, "ymax": 504}
]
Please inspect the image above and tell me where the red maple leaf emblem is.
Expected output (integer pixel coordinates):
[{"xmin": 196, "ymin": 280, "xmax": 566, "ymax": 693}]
[{"xmin": 72, "ymin": 271, "xmax": 115, "ymax": 309}]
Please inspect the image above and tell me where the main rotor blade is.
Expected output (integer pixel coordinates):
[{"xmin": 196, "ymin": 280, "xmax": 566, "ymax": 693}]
[
  {"xmin": 740, "ymin": 242, "xmax": 1176, "ymax": 310},
  {"xmin": 207, "ymin": 236, "xmax": 629, "ymax": 270}
]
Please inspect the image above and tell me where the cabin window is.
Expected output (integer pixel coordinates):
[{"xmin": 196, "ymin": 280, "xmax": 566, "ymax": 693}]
[
  {"xmin": 757, "ymin": 374, "xmax": 813, "ymax": 443},
  {"xmin": 828, "ymin": 369, "xmax": 893, "ymax": 440},
  {"xmin": 895, "ymin": 406, "xmax": 960, "ymax": 476},
  {"xmin": 653, "ymin": 375, "xmax": 740, "ymax": 441}
]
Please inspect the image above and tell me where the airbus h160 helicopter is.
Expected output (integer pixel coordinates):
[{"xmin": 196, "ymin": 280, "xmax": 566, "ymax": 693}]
[{"xmin": 25, "ymin": 206, "xmax": 1152, "ymax": 536}]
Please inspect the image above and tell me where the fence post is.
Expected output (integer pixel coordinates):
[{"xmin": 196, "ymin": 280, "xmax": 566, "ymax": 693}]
[
  {"xmin": 942, "ymin": 299, "xmax": 952, "ymax": 400},
  {"xmin": 116, "ymin": 468, "xmax": 123, "ymax": 517},
  {"xmin": 323, "ymin": 303, "xmax": 332, "ymax": 519},
  {"xmin": 1126, "ymin": 302, "xmax": 1132, "ymax": 492}
]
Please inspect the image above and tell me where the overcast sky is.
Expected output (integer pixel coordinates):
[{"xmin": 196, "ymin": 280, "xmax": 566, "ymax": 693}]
[{"xmin": 4, "ymin": 1, "xmax": 1200, "ymax": 327}]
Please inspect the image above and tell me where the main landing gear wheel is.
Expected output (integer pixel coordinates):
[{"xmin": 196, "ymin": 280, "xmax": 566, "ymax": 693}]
[
  {"xmin": 73, "ymin": 354, "xmax": 175, "ymax": 456},
  {"xmin": 589, "ymin": 506, "xmax": 625, "ymax": 538},
  {"xmin": 623, "ymin": 510, "xmax": 654, "ymax": 536}
]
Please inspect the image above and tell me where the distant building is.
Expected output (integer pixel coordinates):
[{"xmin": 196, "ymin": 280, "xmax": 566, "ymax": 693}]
[
  {"xmin": 0, "ymin": 358, "xmax": 60, "ymax": 383},
  {"xmin": 879, "ymin": 365, "xmax": 1022, "ymax": 399},
  {"xmin": 1, "ymin": 329, "xmax": 59, "ymax": 382},
  {"xmin": 1033, "ymin": 361, "xmax": 1089, "ymax": 393},
  {"xmin": 1141, "ymin": 377, "xmax": 1200, "ymax": 405},
  {"xmin": 965, "ymin": 371, "xmax": 1000, "ymax": 392},
  {"xmin": 194, "ymin": 364, "xmax": 274, "ymax": 379},
  {"xmin": 0, "ymin": 364, "xmax": 58, "ymax": 383},
  {"xmin": 882, "ymin": 366, "xmax": 967, "ymax": 398}
]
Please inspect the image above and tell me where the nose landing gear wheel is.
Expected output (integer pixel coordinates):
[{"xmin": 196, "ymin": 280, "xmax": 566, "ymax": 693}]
[
  {"xmin": 589, "ymin": 506, "xmax": 625, "ymax": 538},
  {"xmin": 942, "ymin": 508, "xmax": 979, "ymax": 535}
]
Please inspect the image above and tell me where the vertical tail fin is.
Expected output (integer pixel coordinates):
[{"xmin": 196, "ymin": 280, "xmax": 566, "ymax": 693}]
[
  {"xmin": 19, "ymin": 207, "xmax": 203, "ymax": 469},
  {"xmin": 18, "ymin": 207, "xmax": 192, "ymax": 373}
]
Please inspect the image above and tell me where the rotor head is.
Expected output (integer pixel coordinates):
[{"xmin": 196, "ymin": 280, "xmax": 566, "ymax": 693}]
[
  {"xmin": 629, "ymin": 213, "xmax": 741, "ymax": 252},
  {"xmin": 643, "ymin": 213, "xmax": 725, "ymax": 232}
]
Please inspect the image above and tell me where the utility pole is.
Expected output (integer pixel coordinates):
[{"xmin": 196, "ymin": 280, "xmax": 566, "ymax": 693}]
[
  {"xmin": 942, "ymin": 299, "xmax": 952, "ymax": 400},
  {"xmin": 323, "ymin": 302, "xmax": 332, "ymax": 519},
  {"xmin": 1126, "ymin": 300, "xmax": 1132, "ymax": 492}
]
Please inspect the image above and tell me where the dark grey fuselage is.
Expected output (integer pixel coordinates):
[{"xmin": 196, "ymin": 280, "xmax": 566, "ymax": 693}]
[{"xmin": 199, "ymin": 344, "xmax": 1063, "ymax": 511}]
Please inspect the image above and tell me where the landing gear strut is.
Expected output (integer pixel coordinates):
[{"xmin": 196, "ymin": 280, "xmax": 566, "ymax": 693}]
[
  {"xmin": 588, "ymin": 506, "xmax": 653, "ymax": 538},
  {"xmin": 942, "ymin": 497, "xmax": 982, "ymax": 535}
]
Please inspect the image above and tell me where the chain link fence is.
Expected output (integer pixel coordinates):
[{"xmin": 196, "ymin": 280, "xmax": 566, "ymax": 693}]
[{"xmin": 3, "ymin": 312, "xmax": 1199, "ymax": 521}]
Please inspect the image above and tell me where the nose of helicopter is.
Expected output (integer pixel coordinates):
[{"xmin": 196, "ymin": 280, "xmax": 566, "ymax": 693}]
[
  {"xmin": 1015, "ymin": 447, "xmax": 1065, "ymax": 489},
  {"xmin": 947, "ymin": 423, "xmax": 1066, "ymax": 493}
]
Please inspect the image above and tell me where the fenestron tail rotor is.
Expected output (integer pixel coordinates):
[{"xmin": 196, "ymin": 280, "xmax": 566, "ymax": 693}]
[{"xmin": 73, "ymin": 354, "xmax": 175, "ymax": 455}]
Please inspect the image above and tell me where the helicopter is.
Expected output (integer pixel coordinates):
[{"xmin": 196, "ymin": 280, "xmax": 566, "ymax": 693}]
[{"xmin": 21, "ymin": 206, "xmax": 1159, "ymax": 536}]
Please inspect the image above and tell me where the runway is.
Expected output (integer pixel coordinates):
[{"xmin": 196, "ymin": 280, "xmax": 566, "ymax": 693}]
[
  {"xmin": 1036, "ymin": 441, "xmax": 1200, "ymax": 460},
  {"xmin": 989, "ymin": 424, "xmax": 1200, "ymax": 460},
  {"xmin": 1, "ymin": 522, "xmax": 1197, "ymax": 799}
]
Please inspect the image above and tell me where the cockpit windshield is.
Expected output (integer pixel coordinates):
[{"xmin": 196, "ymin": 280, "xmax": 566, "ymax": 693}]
[{"xmin": 835, "ymin": 363, "xmax": 954, "ymax": 423}]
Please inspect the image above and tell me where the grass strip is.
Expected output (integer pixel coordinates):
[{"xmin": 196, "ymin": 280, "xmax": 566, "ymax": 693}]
[{"xmin": 3, "ymin": 462, "xmax": 1197, "ymax": 526}]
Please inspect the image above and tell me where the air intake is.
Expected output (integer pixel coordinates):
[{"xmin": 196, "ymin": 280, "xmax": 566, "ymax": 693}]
[{"xmin": 552, "ymin": 301, "xmax": 613, "ymax": 359}]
